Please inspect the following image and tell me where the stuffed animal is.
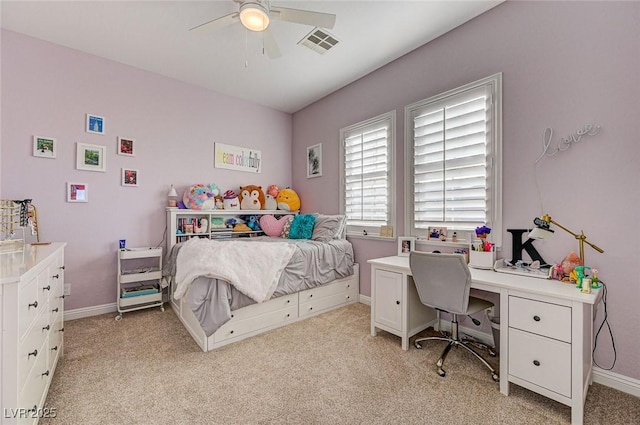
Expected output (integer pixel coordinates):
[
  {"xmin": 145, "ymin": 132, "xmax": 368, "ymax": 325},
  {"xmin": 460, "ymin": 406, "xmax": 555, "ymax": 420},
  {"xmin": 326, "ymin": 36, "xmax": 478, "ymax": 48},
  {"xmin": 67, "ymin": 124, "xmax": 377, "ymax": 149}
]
[
  {"xmin": 194, "ymin": 217, "xmax": 208, "ymax": 233},
  {"xmin": 240, "ymin": 215, "xmax": 261, "ymax": 232},
  {"xmin": 276, "ymin": 187, "xmax": 301, "ymax": 211},
  {"xmin": 214, "ymin": 195, "xmax": 224, "ymax": 209},
  {"xmin": 265, "ymin": 185, "xmax": 279, "ymax": 210},
  {"xmin": 239, "ymin": 185, "xmax": 265, "ymax": 210},
  {"xmin": 183, "ymin": 183, "xmax": 220, "ymax": 210},
  {"xmin": 222, "ymin": 190, "xmax": 240, "ymax": 210}
]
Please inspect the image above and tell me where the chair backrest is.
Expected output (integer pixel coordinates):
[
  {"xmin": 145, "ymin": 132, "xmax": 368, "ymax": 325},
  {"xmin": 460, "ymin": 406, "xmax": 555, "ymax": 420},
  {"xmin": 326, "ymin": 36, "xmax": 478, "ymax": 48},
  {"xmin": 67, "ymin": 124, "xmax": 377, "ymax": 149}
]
[{"xmin": 409, "ymin": 251, "xmax": 471, "ymax": 315}]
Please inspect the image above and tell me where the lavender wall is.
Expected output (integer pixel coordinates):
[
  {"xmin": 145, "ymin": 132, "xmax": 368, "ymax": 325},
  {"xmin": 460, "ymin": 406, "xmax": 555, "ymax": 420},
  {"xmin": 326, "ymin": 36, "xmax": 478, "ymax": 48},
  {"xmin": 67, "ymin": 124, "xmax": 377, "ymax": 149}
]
[
  {"xmin": 292, "ymin": 2, "xmax": 640, "ymax": 379},
  {"xmin": 1, "ymin": 30, "xmax": 292, "ymax": 310}
]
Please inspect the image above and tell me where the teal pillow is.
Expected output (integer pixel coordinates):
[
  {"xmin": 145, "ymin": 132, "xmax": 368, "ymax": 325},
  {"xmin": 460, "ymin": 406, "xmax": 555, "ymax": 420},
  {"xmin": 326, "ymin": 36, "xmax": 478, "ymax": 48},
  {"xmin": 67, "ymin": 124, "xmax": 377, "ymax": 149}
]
[{"xmin": 288, "ymin": 214, "xmax": 316, "ymax": 239}]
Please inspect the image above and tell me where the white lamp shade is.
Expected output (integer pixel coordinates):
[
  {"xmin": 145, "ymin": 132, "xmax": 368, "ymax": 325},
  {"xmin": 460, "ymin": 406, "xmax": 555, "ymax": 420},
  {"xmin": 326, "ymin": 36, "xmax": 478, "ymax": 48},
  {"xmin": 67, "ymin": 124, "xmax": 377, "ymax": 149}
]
[
  {"xmin": 167, "ymin": 185, "xmax": 178, "ymax": 198},
  {"xmin": 239, "ymin": 4, "xmax": 270, "ymax": 31},
  {"xmin": 528, "ymin": 227, "xmax": 554, "ymax": 240}
]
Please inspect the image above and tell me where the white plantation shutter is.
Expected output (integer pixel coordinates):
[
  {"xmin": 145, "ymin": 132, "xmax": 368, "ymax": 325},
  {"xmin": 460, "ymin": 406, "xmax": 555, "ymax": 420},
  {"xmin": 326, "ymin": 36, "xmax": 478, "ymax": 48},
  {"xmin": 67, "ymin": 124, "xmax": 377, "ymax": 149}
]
[
  {"xmin": 340, "ymin": 112, "xmax": 395, "ymax": 233},
  {"xmin": 406, "ymin": 74, "xmax": 502, "ymax": 244}
]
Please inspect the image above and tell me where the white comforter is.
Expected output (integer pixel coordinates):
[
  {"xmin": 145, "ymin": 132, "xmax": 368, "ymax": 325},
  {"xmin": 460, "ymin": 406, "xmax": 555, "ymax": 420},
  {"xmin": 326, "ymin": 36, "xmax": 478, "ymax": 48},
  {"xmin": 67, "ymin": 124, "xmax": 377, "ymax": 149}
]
[{"xmin": 174, "ymin": 237, "xmax": 296, "ymax": 303}]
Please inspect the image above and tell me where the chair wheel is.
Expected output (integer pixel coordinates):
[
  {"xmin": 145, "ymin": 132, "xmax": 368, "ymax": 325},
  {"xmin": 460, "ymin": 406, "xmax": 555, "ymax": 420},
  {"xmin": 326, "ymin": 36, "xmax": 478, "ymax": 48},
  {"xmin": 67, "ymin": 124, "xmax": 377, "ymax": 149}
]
[
  {"xmin": 492, "ymin": 373, "xmax": 500, "ymax": 382},
  {"xmin": 438, "ymin": 368, "xmax": 446, "ymax": 377},
  {"xmin": 115, "ymin": 315, "xmax": 122, "ymax": 321},
  {"xmin": 414, "ymin": 342, "xmax": 422, "ymax": 349},
  {"xmin": 489, "ymin": 348, "xmax": 497, "ymax": 357},
  {"xmin": 436, "ymin": 359, "xmax": 444, "ymax": 367}
]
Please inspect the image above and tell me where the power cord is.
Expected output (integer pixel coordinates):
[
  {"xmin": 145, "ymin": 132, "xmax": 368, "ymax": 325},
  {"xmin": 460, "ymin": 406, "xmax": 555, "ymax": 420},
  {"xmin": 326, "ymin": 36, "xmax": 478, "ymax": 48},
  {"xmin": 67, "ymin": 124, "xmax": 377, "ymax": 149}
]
[{"xmin": 592, "ymin": 280, "xmax": 616, "ymax": 370}]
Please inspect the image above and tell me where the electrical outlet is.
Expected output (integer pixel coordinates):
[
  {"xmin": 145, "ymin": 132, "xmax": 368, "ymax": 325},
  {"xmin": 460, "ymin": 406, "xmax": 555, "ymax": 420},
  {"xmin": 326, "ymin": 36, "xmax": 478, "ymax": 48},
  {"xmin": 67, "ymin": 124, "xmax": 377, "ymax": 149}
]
[{"xmin": 64, "ymin": 283, "xmax": 71, "ymax": 296}]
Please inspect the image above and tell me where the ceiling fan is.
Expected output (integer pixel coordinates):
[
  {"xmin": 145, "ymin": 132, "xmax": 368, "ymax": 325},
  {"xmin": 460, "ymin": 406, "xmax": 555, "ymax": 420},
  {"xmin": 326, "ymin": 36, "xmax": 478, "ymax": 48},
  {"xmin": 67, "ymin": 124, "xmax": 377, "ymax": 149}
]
[{"xmin": 190, "ymin": 0, "xmax": 336, "ymax": 59}]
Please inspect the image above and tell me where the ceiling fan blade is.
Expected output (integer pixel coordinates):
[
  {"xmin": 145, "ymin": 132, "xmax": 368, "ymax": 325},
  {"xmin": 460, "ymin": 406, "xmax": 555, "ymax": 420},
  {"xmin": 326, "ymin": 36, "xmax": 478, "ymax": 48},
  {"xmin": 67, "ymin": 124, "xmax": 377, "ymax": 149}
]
[
  {"xmin": 271, "ymin": 7, "xmax": 336, "ymax": 29},
  {"xmin": 189, "ymin": 12, "xmax": 239, "ymax": 33},
  {"xmin": 263, "ymin": 28, "xmax": 282, "ymax": 59}
]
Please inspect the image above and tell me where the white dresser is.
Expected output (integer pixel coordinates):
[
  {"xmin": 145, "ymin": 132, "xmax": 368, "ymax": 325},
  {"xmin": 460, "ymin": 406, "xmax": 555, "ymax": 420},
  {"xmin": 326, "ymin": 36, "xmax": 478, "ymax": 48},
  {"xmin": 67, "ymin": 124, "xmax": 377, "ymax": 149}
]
[{"xmin": 1, "ymin": 243, "xmax": 66, "ymax": 425}]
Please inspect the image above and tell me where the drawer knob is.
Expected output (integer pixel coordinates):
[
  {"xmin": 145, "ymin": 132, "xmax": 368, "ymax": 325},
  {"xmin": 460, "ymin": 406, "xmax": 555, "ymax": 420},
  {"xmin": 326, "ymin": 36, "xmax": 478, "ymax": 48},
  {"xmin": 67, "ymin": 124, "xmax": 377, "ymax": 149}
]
[
  {"xmin": 230, "ymin": 330, "xmax": 234, "ymax": 334},
  {"xmin": 286, "ymin": 313, "xmax": 290, "ymax": 317},
  {"xmin": 231, "ymin": 314, "xmax": 234, "ymax": 318},
  {"xmin": 29, "ymin": 300, "xmax": 38, "ymax": 309},
  {"xmin": 396, "ymin": 300, "xmax": 400, "ymax": 305},
  {"xmin": 43, "ymin": 285, "xmax": 51, "ymax": 291},
  {"xmin": 42, "ymin": 370, "xmax": 50, "ymax": 377},
  {"xmin": 52, "ymin": 308, "xmax": 59, "ymax": 313},
  {"xmin": 29, "ymin": 349, "xmax": 38, "ymax": 358},
  {"xmin": 310, "ymin": 307, "xmax": 313, "ymax": 311},
  {"xmin": 533, "ymin": 315, "xmax": 541, "ymax": 322},
  {"xmin": 60, "ymin": 295, "xmax": 66, "ymax": 299},
  {"xmin": 42, "ymin": 325, "xmax": 50, "ymax": 331},
  {"xmin": 533, "ymin": 360, "xmax": 541, "ymax": 367},
  {"xmin": 310, "ymin": 294, "xmax": 313, "ymax": 298},
  {"xmin": 59, "ymin": 327, "xmax": 65, "ymax": 332},
  {"xmin": 52, "ymin": 274, "xmax": 60, "ymax": 279},
  {"xmin": 51, "ymin": 346, "xmax": 58, "ymax": 352},
  {"xmin": 287, "ymin": 299, "xmax": 290, "ymax": 303},
  {"xmin": 60, "ymin": 265, "xmax": 66, "ymax": 270}
]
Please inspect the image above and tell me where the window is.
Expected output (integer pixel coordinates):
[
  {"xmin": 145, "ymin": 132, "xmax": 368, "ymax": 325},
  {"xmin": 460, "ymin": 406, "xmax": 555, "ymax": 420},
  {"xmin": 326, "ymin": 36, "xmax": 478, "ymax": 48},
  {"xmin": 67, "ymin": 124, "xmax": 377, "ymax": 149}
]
[
  {"xmin": 405, "ymin": 73, "xmax": 502, "ymax": 245},
  {"xmin": 340, "ymin": 111, "xmax": 395, "ymax": 235}
]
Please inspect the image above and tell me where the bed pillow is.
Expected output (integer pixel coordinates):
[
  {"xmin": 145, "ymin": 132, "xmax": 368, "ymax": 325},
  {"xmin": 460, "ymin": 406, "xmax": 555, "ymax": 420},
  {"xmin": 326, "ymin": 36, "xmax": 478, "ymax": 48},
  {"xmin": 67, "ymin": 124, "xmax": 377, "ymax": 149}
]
[
  {"xmin": 312, "ymin": 214, "xmax": 346, "ymax": 242},
  {"xmin": 259, "ymin": 214, "xmax": 293, "ymax": 237},
  {"xmin": 288, "ymin": 214, "xmax": 316, "ymax": 239},
  {"xmin": 280, "ymin": 216, "xmax": 294, "ymax": 238}
]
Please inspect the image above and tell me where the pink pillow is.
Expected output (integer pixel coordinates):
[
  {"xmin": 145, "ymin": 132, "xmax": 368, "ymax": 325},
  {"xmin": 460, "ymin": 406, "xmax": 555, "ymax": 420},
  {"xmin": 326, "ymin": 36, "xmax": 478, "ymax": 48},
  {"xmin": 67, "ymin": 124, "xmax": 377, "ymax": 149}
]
[{"xmin": 259, "ymin": 215, "xmax": 293, "ymax": 237}]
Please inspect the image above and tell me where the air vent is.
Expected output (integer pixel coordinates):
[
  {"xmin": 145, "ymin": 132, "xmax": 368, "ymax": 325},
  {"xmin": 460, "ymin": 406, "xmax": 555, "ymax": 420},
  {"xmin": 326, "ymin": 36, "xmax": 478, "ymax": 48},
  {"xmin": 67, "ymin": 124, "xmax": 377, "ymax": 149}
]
[{"xmin": 298, "ymin": 27, "xmax": 339, "ymax": 55}]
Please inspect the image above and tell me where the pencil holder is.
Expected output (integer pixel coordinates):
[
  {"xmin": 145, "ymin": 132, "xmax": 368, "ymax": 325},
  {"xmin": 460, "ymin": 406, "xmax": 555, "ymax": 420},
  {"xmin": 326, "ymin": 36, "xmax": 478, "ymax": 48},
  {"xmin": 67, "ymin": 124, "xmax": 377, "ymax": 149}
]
[{"xmin": 469, "ymin": 250, "xmax": 496, "ymax": 270}]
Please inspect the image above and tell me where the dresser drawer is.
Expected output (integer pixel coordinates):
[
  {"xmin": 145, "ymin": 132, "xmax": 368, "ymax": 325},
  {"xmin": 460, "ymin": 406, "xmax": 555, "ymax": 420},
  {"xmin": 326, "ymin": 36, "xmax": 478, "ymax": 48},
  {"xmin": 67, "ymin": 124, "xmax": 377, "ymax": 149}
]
[
  {"xmin": 18, "ymin": 307, "xmax": 50, "ymax": 394},
  {"xmin": 214, "ymin": 305, "xmax": 298, "ymax": 343},
  {"xmin": 48, "ymin": 311, "xmax": 64, "ymax": 371},
  {"xmin": 229, "ymin": 293, "xmax": 297, "ymax": 321},
  {"xmin": 299, "ymin": 279, "xmax": 356, "ymax": 303},
  {"xmin": 19, "ymin": 276, "xmax": 41, "ymax": 339},
  {"xmin": 19, "ymin": 338, "xmax": 49, "ymax": 424},
  {"xmin": 508, "ymin": 328, "xmax": 571, "ymax": 398},
  {"xmin": 508, "ymin": 296, "xmax": 571, "ymax": 342},
  {"xmin": 299, "ymin": 289, "xmax": 357, "ymax": 318}
]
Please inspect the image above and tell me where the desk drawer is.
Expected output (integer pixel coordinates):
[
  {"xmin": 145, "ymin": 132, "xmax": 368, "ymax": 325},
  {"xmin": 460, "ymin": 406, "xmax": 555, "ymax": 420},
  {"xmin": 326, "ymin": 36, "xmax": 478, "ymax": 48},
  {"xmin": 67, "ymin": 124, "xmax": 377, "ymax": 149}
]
[
  {"xmin": 509, "ymin": 296, "xmax": 571, "ymax": 342},
  {"xmin": 508, "ymin": 328, "xmax": 571, "ymax": 398}
]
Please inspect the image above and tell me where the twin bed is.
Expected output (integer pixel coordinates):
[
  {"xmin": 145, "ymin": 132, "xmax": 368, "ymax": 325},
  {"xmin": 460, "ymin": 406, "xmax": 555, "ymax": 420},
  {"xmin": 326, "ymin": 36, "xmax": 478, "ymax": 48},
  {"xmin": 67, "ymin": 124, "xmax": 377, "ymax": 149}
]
[{"xmin": 163, "ymin": 213, "xmax": 359, "ymax": 352}]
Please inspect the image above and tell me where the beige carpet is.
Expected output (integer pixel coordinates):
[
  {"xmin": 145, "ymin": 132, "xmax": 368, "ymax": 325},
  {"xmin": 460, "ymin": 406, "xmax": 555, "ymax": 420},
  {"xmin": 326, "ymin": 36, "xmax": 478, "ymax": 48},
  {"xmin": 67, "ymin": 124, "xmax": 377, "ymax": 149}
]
[{"xmin": 42, "ymin": 303, "xmax": 639, "ymax": 425}]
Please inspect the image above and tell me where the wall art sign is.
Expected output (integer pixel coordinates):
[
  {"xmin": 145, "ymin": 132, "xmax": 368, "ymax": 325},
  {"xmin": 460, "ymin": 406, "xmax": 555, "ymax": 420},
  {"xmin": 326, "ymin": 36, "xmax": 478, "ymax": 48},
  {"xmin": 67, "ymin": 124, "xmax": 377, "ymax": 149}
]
[
  {"xmin": 33, "ymin": 136, "xmax": 57, "ymax": 158},
  {"xmin": 77, "ymin": 143, "xmax": 107, "ymax": 172},
  {"xmin": 86, "ymin": 114, "xmax": 105, "ymax": 135},
  {"xmin": 118, "ymin": 137, "xmax": 135, "ymax": 156},
  {"xmin": 67, "ymin": 182, "xmax": 88, "ymax": 203},
  {"xmin": 306, "ymin": 143, "xmax": 322, "ymax": 178},
  {"xmin": 214, "ymin": 142, "xmax": 262, "ymax": 173},
  {"xmin": 535, "ymin": 124, "xmax": 601, "ymax": 163}
]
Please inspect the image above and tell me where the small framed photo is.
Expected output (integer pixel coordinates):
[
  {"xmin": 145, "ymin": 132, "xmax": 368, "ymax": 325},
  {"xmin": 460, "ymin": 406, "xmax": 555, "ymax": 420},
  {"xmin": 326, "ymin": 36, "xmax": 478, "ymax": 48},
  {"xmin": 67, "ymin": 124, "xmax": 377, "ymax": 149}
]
[
  {"xmin": 67, "ymin": 182, "xmax": 88, "ymax": 203},
  {"xmin": 398, "ymin": 236, "xmax": 416, "ymax": 257},
  {"xmin": 121, "ymin": 168, "xmax": 139, "ymax": 187},
  {"xmin": 77, "ymin": 143, "xmax": 107, "ymax": 172},
  {"xmin": 306, "ymin": 143, "xmax": 322, "ymax": 178},
  {"xmin": 428, "ymin": 226, "xmax": 448, "ymax": 241},
  {"xmin": 86, "ymin": 113, "xmax": 105, "ymax": 135},
  {"xmin": 117, "ymin": 137, "xmax": 135, "ymax": 156},
  {"xmin": 33, "ymin": 136, "xmax": 57, "ymax": 158}
]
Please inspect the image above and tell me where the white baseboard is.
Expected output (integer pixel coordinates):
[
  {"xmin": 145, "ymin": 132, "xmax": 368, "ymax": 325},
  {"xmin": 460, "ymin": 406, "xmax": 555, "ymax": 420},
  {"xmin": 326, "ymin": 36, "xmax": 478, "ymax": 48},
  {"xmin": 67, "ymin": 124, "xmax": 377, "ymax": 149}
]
[
  {"xmin": 359, "ymin": 294, "xmax": 371, "ymax": 306},
  {"xmin": 65, "ymin": 303, "xmax": 117, "ymax": 321},
  {"xmin": 592, "ymin": 367, "xmax": 640, "ymax": 398}
]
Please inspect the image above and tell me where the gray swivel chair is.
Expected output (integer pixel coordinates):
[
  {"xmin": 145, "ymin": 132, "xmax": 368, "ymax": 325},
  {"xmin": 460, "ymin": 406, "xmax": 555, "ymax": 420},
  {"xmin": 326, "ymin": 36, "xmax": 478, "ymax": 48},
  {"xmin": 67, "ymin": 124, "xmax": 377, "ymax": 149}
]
[{"xmin": 409, "ymin": 251, "xmax": 499, "ymax": 382}]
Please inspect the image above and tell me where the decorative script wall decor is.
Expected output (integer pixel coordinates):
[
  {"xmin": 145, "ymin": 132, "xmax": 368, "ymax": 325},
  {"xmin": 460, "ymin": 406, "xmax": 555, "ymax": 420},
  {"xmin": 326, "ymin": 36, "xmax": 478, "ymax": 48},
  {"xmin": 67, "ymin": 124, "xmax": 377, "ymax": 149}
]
[{"xmin": 535, "ymin": 124, "xmax": 601, "ymax": 163}]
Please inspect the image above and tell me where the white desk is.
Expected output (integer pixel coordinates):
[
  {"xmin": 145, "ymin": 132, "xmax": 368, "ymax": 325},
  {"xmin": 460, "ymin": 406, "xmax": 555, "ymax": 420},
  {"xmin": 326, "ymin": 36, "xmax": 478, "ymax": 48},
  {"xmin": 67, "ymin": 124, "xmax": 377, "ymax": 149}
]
[{"xmin": 368, "ymin": 255, "xmax": 601, "ymax": 425}]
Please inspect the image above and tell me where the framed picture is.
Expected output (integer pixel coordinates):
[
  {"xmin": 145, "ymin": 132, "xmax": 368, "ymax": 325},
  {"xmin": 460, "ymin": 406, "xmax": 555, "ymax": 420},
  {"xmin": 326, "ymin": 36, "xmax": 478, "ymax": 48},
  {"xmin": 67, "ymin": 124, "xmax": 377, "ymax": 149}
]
[
  {"xmin": 306, "ymin": 143, "xmax": 322, "ymax": 178},
  {"xmin": 121, "ymin": 168, "xmax": 139, "ymax": 187},
  {"xmin": 118, "ymin": 137, "xmax": 135, "ymax": 156},
  {"xmin": 398, "ymin": 236, "xmax": 416, "ymax": 257},
  {"xmin": 33, "ymin": 136, "xmax": 57, "ymax": 158},
  {"xmin": 76, "ymin": 143, "xmax": 107, "ymax": 172},
  {"xmin": 86, "ymin": 113, "xmax": 105, "ymax": 135},
  {"xmin": 428, "ymin": 226, "xmax": 448, "ymax": 241},
  {"xmin": 67, "ymin": 182, "xmax": 88, "ymax": 203}
]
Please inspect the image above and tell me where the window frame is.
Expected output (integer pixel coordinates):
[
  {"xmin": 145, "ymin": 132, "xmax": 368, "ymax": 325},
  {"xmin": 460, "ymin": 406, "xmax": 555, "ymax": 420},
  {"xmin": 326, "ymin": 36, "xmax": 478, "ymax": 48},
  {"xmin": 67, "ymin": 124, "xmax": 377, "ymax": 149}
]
[
  {"xmin": 340, "ymin": 110, "xmax": 396, "ymax": 237},
  {"xmin": 404, "ymin": 73, "xmax": 503, "ymax": 246}
]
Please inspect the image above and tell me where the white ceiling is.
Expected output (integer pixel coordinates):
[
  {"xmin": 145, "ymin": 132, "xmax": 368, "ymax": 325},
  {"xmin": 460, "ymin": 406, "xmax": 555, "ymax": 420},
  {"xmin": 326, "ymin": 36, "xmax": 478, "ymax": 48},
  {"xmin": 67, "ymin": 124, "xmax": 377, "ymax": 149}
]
[{"xmin": 1, "ymin": 1, "xmax": 503, "ymax": 113}]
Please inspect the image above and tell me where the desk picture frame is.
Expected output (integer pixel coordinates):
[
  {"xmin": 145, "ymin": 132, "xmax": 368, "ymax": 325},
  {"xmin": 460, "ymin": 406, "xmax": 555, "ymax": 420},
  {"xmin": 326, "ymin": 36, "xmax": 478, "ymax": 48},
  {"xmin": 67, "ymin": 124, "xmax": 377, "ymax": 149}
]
[{"xmin": 398, "ymin": 236, "xmax": 416, "ymax": 257}]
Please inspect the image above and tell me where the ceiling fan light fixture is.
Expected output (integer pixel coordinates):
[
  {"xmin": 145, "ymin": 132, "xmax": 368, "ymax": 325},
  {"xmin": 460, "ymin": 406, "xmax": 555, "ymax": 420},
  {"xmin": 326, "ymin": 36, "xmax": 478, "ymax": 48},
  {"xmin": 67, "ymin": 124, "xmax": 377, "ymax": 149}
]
[{"xmin": 239, "ymin": 3, "xmax": 270, "ymax": 32}]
